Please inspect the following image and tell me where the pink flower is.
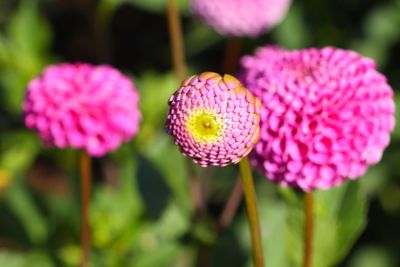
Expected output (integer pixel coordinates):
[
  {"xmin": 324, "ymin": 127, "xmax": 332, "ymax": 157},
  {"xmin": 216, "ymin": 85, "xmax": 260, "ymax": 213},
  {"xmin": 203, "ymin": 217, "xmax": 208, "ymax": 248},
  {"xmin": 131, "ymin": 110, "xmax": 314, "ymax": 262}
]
[
  {"xmin": 165, "ymin": 72, "xmax": 261, "ymax": 167},
  {"xmin": 191, "ymin": 0, "xmax": 291, "ymax": 37},
  {"xmin": 240, "ymin": 46, "xmax": 395, "ymax": 191},
  {"xmin": 23, "ymin": 63, "xmax": 141, "ymax": 157}
]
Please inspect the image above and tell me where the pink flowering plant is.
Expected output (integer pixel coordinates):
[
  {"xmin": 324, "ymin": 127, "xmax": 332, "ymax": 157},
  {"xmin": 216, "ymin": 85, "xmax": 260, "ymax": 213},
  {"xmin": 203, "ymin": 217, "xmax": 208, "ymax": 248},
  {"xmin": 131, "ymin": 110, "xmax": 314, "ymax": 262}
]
[
  {"xmin": 166, "ymin": 72, "xmax": 265, "ymax": 267},
  {"xmin": 22, "ymin": 62, "xmax": 141, "ymax": 266},
  {"xmin": 240, "ymin": 45, "xmax": 396, "ymax": 266}
]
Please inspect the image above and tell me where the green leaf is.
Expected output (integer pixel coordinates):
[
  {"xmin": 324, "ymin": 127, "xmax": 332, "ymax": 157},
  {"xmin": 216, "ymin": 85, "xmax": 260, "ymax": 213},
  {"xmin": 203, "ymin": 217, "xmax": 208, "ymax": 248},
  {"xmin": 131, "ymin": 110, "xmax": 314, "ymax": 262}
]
[
  {"xmin": 234, "ymin": 183, "xmax": 300, "ymax": 267},
  {"xmin": 142, "ymin": 133, "xmax": 191, "ymax": 214},
  {"xmin": 153, "ymin": 201, "xmax": 190, "ymax": 240},
  {"xmin": 134, "ymin": 72, "xmax": 178, "ymax": 148},
  {"xmin": 7, "ymin": 0, "xmax": 51, "ymax": 55},
  {"xmin": 91, "ymin": 186, "xmax": 142, "ymax": 248},
  {"xmin": 0, "ymin": 251, "xmax": 53, "ymax": 267},
  {"xmin": 349, "ymin": 2, "xmax": 400, "ymax": 67},
  {"xmin": 0, "ymin": 251, "xmax": 24, "ymax": 267},
  {"xmin": 185, "ymin": 23, "xmax": 223, "ymax": 57},
  {"xmin": 0, "ymin": 0, "xmax": 54, "ymax": 113},
  {"xmin": 363, "ymin": 3, "xmax": 400, "ymax": 41},
  {"xmin": 392, "ymin": 93, "xmax": 400, "ymax": 138},
  {"xmin": 22, "ymin": 252, "xmax": 54, "ymax": 267},
  {"xmin": 313, "ymin": 181, "xmax": 367, "ymax": 267},
  {"xmin": 58, "ymin": 245, "xmax": 81, "ymax": 267},
  {"xmin": 130, "ymin": 0, "xmax": 188, "ymax": 13},
  {"xmin": 99, "ymin": 0, "xmax": 189, "ymax": 14},
  {"xmin": 0, "ymin": 132, "xmax": 40, "ymax": 175},
  {"xmin": 134, "ymin": 242, "xmax": 181, "ymax": 267},
  {"xmin": 271, "ymin": 3, "xmax": 312, "ymax": 49},
  {"xmin": 91, "ymin": 149, "xmax": 144, "ymax": 249},
  {"xmin": 348, "ymin": 245, "xmax": 396, "ymax": 267},
  {"xmin": 5, "ymin": 177, "xmax": 48, "ymax": 245}
]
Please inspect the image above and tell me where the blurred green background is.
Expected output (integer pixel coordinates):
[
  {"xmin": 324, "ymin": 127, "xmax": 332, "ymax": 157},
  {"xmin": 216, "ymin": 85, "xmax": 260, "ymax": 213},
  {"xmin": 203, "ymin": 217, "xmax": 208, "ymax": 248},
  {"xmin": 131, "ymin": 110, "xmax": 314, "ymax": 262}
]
[{"xmin": 0, "ymin": 0, "xmax": 399, "ymax": 266}]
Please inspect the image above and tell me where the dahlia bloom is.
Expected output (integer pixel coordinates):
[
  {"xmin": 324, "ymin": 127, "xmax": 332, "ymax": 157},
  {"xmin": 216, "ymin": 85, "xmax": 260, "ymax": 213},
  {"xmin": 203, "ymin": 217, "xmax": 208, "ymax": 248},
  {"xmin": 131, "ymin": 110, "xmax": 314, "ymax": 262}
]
[
  {"xmin": 23, "ymin": 63, "xmax": 141, "ymax": 157},
  {"xmin": 240, "ymin": 46, "xmax": 395, "ymax": 191},
  {"xmin": 166, "ymin": 72, "xmax": 261, "ymax": 167},
  {"xmin": 191, "ymin": 0, "xmax": 291, "ymax": 37}
]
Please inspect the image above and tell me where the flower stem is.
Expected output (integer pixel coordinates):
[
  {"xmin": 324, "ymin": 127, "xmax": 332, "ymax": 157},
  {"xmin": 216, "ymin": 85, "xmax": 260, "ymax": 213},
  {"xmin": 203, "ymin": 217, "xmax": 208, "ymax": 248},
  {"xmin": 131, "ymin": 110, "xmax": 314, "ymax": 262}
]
[
  {"xmin": 218, "ymin": 175, "xmax": 243, "ymax": 230},
  {"xmin": 239, "ymin": 157, "xmax": 265, "ymax": 267},
  {"xmin": 167, "ymin": 0, "xmax": 186, "ymax": 81},
  {"xmin": 80, "ymin": 151, "xmax": 91, "ymax": 267},
  {"xmin": 222, "ymin": 37, "xmax": 241, "ymax": 74},
  {"xmin": 303, "ymin": 192, "xmax": 314, "ymax": 267}
]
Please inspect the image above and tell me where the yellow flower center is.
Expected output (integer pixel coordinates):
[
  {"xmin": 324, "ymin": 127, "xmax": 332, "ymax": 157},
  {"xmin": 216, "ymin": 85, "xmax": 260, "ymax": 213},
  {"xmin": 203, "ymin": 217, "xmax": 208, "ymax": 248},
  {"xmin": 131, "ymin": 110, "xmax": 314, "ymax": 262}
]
[{"xmin": 186, "ymin": 110, "xmax": 223, "ymax": 143}]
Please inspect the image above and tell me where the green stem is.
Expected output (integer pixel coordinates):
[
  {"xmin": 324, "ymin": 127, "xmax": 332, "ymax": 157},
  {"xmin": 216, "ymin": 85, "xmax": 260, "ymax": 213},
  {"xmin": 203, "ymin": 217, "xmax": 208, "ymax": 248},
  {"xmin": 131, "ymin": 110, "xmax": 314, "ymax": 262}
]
[
  {"xmin": 303, "ymin": 192, "xmax": 314, "ymax": 267},
  {"xmin": 239, "ymin": 157, "xmax": 265, "ymax": 267},
  {"xmin": 167, "ymin": 0, "xmax": 186, "ymax": 81},
  {"xmin": 80, "ymin": 152, "xmax": 91, "ymax": 267}
]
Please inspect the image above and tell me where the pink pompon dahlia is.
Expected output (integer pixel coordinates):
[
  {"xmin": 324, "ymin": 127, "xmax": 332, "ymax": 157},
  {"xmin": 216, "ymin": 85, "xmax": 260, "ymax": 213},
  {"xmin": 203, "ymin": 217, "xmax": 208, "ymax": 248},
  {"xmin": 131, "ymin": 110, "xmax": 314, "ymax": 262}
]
[
  {"xmin": 191, "ymin": 0, "xmax": 291, "ymax": 37},
  {"xmin": 166, "ymin": 72, "xmax": 261, "ymax": 167},
  {"xmin": 240, "ymin": 46, "xmax": 395, "ymax": 191},
  {"xmin": 23, "ymin": 63, "xmax": 141, "ymax": 157}
]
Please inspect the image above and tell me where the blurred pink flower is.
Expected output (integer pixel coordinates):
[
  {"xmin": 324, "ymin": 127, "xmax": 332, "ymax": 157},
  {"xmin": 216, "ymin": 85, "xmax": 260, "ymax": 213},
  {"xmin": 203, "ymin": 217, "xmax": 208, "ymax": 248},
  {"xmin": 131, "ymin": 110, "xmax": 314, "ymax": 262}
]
[
  {"xmin": 240, "ymin": 46, "xmax": 395, "ymax": 191},
  {"xmin": 23, "ymin": 63, "xmax": 141, "ymax": 157},
  {"xmin": 166, "ymin": 72, "xmax": 261, "ymax": 167},
  {"xmin": 191, "ymin": 0, "xmax": 291, "ymax": 37}
]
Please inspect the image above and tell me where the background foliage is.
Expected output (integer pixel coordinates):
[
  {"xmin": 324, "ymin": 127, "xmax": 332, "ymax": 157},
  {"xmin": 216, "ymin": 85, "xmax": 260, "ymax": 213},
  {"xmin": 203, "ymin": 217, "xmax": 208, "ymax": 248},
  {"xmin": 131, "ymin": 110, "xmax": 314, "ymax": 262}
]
[{"xmin": 0, "ymin": 0, "xmax": 399, "ymax": 266}]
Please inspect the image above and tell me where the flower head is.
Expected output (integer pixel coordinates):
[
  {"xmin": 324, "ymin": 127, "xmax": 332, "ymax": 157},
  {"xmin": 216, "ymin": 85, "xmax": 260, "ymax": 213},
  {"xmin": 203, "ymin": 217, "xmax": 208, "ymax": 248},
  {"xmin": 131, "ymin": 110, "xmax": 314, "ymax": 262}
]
[
  {"xmin": 23, "ymin": 63, "xmax": 141, "ymax": 157},
  {"xmin": 240, "ymin": 46, "xmax": 395, "ymax": 191},
  {"xmin": 191, "ymin": 0, "xmax": 291, "ymax": 37},
  {"xmin": 166, "ymin": 72, "xmax": 261, "ymax": 167}
]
